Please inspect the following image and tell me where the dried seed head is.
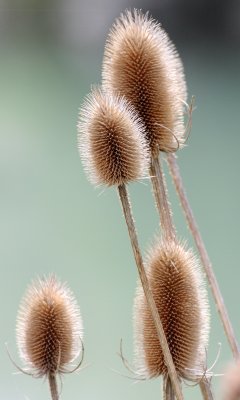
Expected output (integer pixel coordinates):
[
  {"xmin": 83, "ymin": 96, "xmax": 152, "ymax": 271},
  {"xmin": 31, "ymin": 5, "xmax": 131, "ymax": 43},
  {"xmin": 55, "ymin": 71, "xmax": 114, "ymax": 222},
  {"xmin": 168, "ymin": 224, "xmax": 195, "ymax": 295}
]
[
  {"xmin": 102, "ymin": 9, "xmax": 187, "ymax": 157},
  {"xmin": 134, "ymin": 240, "xmax": 209, "ymax": 379},
  {"xmin": 78, "ymin": 88, "xmax": 149, "ymax": 186},
  {"xmin": 16, "ymin": 275, "xmax": 83, "ymax": 377},
  {"xmin": 222, "ymin": 360, "xmax": 240, "ymax": 400}
]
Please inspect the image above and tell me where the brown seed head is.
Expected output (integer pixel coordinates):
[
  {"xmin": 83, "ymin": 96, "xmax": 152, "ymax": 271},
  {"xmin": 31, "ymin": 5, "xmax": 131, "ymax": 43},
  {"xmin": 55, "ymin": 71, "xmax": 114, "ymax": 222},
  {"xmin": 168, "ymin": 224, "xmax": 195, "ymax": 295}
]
[
  {"xmin": 134, "ymin": 240, "xmax": 209, "ymax": 379},
  {"xmin": 16, "ymin": 275, "xmax": 83, "ymax": 377},
  {"xmin": 102, "ymin": 9, "xmax": 187, "ymax": 157},
  {"xmin": 78, "ymin": 88, "xmax": 149, "ymax": 186}
]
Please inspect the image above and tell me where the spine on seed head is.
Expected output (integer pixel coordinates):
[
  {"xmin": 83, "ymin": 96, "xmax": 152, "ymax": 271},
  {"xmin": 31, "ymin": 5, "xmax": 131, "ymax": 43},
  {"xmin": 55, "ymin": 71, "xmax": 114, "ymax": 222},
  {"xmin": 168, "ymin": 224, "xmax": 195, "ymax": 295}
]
[
  {"xmin": 78, "ymin": 88, "xmax": 150, "ymax": 187},
  {"xmin": 102, "ymin": 9, "xmax": 187, "ymax": 156},
  {"xmin": 133, "ymin": 239, "xmax": 209, "ymax": 380},
  {"xmin": 16, "ymin": 275, "xmax": 83, "ymax": 377}
]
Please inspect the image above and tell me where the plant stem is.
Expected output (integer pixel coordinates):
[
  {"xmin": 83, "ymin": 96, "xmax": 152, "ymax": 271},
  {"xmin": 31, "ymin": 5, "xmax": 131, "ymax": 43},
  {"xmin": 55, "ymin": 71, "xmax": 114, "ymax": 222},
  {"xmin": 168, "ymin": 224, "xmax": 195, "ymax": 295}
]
[
  {"xmin": 199, "ymin": 378, "xmax": 214, "ymax": 400},
  {"xmin": 149, "ymin": 155, "xmax": 176, "ymax": 243},
  {"xmin": 167, "ymin": 153, "xmax": 240, "ymax": 359},
  {"xmin": 118, "ymin": 183, "xmax": 183, "ymax": 400},
  {"xmin": 163, "ymin": 375, "xmax": 176, "ymax": 400},
  {"xmin": 48, "ymin": 373, "xmax": 59, "ymax": 400}
]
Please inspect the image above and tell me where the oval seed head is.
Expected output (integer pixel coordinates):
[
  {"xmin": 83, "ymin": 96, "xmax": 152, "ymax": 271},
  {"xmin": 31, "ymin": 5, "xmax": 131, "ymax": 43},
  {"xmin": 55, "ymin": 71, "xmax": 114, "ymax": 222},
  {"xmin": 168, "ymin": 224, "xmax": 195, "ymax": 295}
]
[
  {"xmin": 16, "ymin": 275, "xmax": 83, "ymax": 377},
  {"xmin": 134, "ymin": 240, "xmax": 209, "ymax": 379},
  {"xmin": 102, "ymin": 9, "xmax": 187, "ymax": 157},
  {"xmin": 78, "ymin": 88, "xmax": 149, "ymax": 187}
]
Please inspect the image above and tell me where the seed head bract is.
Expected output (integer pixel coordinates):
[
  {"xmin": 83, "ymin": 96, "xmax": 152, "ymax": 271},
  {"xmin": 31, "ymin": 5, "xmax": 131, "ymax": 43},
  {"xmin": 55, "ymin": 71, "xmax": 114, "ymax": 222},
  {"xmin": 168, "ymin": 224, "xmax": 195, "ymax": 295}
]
[
  {"xmin": 134, "ymin": 240, "xmax": 209, "ymax": 379},
  {"xmin": 102, "ymin": 9, "xmax": 187, "ymax": 156},
  {"xmin": 16, "ymin": 275, "xmax": 83, "ymax": 377},
  {"xmin": 78, "ymin": 88, "xmax": 150, "ymax": 186}
]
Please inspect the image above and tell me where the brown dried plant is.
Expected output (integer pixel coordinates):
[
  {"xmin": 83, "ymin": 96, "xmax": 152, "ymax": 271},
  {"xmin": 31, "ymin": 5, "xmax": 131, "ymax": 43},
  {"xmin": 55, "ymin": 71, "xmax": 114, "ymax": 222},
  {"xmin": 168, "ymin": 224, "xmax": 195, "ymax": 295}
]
[
  {"xmin": 78, "ymin": 88, "xmax": 149, "ymax": 186},
  {"xmin": 134, "ymin": 240, "xmax": 209, "ymax": 380},
  {"xmin": 102, "ymin": 8, "xmax": 239, "ymax": 363},
  {"xmin": 102, "ymin": 9, "xmax": 185, "ymax": 246},
  {"xmin": 101, "ymin": 10, "xmax": 218, "ymax": 399},
  {"xmin": 102, "ymin": 9, "xmax": 210, "ymax": 389},
  {"xmin": 102, "ymin": 9, "xmax": 186, "ymax": 157},
  {"xmin": 16, "ymin": 275, "xmax": 83, "ymax": 400}
]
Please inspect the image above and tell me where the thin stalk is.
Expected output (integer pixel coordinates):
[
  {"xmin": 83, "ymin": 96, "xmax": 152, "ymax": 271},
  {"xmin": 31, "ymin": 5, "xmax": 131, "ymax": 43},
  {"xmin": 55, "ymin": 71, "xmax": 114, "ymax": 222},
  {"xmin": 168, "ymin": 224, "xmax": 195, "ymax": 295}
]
[
  {"xmin": 48, "ymin": 373, "xmax": 59, "ymax": 400},
  {"xmin": 199, "ymin": 378, "xmax": 214, "ymax": 400},
  {"xmin": 163, "ymin": 375, "xmax": 175, "ymax": 400},
  {"xmin": 167, "ymin": 153, "xmax": 240, "ymax": 359},
  {"xmin": 150, "ymin": 155, "xmax": 176, "ymax": 243},
  {"xmin": 118, "ymin": 183, "xmax": 183, "ymax": 400}
]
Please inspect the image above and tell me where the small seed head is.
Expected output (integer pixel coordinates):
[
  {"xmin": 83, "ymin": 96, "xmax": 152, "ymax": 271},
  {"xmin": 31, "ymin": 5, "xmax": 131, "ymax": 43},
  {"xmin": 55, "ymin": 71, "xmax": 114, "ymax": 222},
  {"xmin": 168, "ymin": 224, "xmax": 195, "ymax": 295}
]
[
  {"xmin": 16, "ymin": 275, "xmax": 83, "ymax": 377},
  {"xmin": 78, "ymin": 88, "xmax": 149, "ymax": 186},
  {"xmin": 102, "ymin": 9, "xmax": 187, "ymax": 156},
  {"xmin": 134, "ymin": 240, "xmax": 209, "ymax": 379}
]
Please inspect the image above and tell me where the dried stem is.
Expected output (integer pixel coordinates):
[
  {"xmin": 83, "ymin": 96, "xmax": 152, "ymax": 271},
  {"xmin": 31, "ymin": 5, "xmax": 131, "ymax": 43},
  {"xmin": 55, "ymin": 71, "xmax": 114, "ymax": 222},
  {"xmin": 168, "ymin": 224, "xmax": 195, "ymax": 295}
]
[
  {"xmin": 167, "ymin": 153, "xmax": 240, "ymax": 359},
  {"xmin": 48, "ymin": 373, "xmax": 59, "ymax": 400},
  {"xmin": 199, "ymin": 378, "xmax": 214, "ymax": 400},
  {"xmin": 150, "ymin": 155, "xmax": 176, "ymax": 243},
  {"xmin": 163, "ymin": 375, "xmax": 176, "ymax": 400},
  {"xmin": 118, "ymin": 183, "xmax": 183, "ymax": 400}
]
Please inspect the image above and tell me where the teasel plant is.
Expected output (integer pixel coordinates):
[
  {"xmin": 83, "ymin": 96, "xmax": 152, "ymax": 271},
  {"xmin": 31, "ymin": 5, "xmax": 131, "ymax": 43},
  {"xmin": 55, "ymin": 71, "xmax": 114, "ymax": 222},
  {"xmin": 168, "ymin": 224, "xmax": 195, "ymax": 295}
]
[
  {"xmin": 78, "ymin": 88, "xmax": 184, "ymax": 399},
  {"xmin": 101, "ymin": 10, "xmax": 213, "ymax": 397},
  {"xmin": 133, "ymin": 239, "xmax": 210, "ymax": 399},
  {"xmin": 102, "ymin": 7, "xmax": 239, "ymax": 367},
  {"xmin": 102, "ymin": 9, "xmax": 186, "ymax": 245},
  {"xmin": 11, "ymin": 275, "xmax": 84, "ymax": 400}
]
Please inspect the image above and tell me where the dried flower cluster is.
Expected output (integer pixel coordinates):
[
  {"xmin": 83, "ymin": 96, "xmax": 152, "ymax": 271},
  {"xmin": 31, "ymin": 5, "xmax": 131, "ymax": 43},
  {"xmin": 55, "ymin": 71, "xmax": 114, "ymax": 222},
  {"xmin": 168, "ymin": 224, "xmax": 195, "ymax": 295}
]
[
  {"xmin": 16, "ymin": 275, "xmax": 83, "ymax": 377},
  {"xmin": 102, "ymin": 9, "xmax": 187, "ymax": 156},
  {"xmin": 78, "ymin": 89, "xmax": 149, "ymax": 186},
  {"xmin": 134, "ymin": 240, "xmax": 209, "ymax": 379}
]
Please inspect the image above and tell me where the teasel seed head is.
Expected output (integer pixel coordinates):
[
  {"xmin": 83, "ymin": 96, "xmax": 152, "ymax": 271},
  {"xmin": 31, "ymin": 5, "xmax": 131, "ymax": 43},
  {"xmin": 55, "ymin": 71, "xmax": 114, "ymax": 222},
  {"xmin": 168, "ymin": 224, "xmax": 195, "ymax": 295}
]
[
  {"xmin": 16, "ymin": 275, "xmax": 83, "ymax": 377},
  {"xmin": 102, "ymin": 9, "xmax": 187, "ymax": 157},
  {"xmin": 134, "ymin": 240, "xmax": 209, "ymax": 379},
  {"xmin": 78, "ymin": 88, "xmax": 150, "ymax": 186}
]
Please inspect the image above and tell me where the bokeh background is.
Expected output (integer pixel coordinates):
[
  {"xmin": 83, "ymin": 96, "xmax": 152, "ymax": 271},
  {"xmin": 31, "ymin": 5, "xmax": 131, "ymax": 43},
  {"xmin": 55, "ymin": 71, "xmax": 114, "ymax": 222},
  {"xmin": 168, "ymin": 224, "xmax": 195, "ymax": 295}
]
[{"xmin": 1, "ymin": 0, "xmax": 240, "ymax": 399}]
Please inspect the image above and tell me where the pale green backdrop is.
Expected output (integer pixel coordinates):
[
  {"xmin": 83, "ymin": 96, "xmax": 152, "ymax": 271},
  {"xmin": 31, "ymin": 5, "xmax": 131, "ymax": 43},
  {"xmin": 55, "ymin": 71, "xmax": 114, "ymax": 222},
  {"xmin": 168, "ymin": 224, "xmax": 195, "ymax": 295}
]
[{"xmin": 0, "ymin": 1, "xmax": 240, "ymax": 399}]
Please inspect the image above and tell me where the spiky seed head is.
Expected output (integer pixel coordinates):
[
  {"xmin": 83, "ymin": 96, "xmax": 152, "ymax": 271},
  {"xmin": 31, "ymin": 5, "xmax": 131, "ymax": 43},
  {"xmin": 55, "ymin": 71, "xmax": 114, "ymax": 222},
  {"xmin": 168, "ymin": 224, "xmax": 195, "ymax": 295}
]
[
  {"xmin": 134, "ymin": 240, "xmax": 209, "ymax": 379},
  {"xmin": 102, "ymin": 9, "xmax": 187, "ymax": 157},
  {"xmin": 78, "ymin": 88, "xmax": 150, "ymax": 187},
  {"xmin": 16, "ymin": 275, "xmax": 83, "ymax": 377}
]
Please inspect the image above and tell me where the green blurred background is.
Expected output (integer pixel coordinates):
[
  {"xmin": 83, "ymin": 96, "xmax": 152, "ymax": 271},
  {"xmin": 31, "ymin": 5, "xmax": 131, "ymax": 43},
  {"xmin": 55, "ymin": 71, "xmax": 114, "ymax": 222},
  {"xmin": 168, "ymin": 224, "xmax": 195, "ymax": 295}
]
[{"xmin": 0, "ymin": 0, "xmax": 240, "ymax": 399}]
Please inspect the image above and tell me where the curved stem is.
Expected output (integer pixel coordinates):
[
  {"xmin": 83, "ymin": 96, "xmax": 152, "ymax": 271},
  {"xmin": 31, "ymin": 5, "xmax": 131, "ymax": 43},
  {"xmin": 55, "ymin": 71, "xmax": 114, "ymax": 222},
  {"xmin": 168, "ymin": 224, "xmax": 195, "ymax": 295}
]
[
  {"xmin": 48, "ymin": 373, "xmax": 59, "ymax": 400},
  {"xmin": 167, "ymin": 153, "xmax": 240, "ymax": 359},
  {"xmin": 118, "ymin": 183, "xmax": 183, "ymax": 400},
  {"xmin": 150, "ymin": 155, "xmax": 176, "ymax": 243}
]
